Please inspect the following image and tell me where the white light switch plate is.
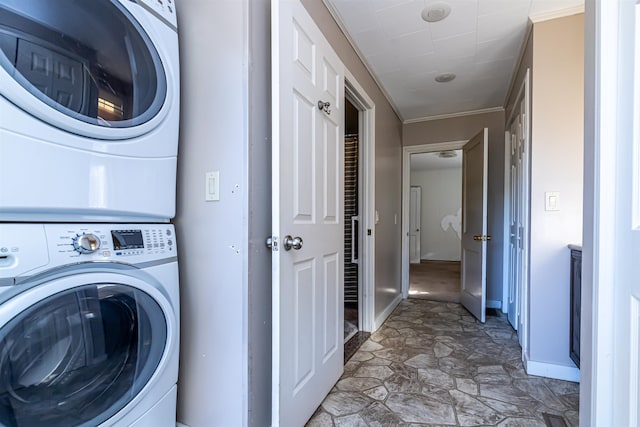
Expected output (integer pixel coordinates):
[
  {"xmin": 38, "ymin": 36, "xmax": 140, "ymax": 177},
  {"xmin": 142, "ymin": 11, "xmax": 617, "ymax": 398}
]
[
  {"xmin": 205, "ymin": 171, "xmax": 220, "ymax": 201},
  {"xmin": 545, "ymin": 191, "xmax": 560, "ymax": 211}
]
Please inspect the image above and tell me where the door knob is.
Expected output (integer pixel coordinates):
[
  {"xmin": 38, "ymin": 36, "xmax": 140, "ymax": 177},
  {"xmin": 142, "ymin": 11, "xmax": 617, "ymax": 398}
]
[
  {"xmin": 473, "ymin": 235, "xmax": 492, "ymax": 241},
  {"xmin": 283, "ymin": 235, "xmax": 303, "ymax": 251}
]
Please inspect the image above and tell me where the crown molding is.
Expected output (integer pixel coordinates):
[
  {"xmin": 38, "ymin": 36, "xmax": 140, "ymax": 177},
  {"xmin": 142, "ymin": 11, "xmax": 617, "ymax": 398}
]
[
  {"xmin": 403, "ymin": 106, "xmax": 505, "ymax": 125},
  {"xmin": 321, "ymin": 0, "xmax": 405, "ymax": 122},
  {"xmin": 529, "ymin": 4, "xmax": 585, "ymax": 23}
]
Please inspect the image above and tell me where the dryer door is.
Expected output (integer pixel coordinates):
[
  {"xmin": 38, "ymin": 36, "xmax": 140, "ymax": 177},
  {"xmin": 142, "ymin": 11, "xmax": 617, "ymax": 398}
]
[
  {"xmin": 0, "ymin": 273, "xmax": 173, "ymax": 427},
  {"xmin": 0, "ymin": 0, "xmax": 168, "ymax": 139}
]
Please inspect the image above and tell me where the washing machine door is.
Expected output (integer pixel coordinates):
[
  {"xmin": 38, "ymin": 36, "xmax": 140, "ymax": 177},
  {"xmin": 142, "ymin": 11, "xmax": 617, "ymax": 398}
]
[
  {"xmin": 0, "ymin": 272, "xmax": 173, "ymax": 427},
  {"xmin": 0, "ymin": 0, "xmax": 168, "ymax": 140}
]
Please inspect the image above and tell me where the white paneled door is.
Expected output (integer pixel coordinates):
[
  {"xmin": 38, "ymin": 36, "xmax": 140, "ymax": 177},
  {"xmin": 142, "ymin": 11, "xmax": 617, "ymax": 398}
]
[
  {"xmin": 271, "ymin": 1, "xmax": 345, "ymax": 426},
  {"xmin": 461, "ymin": 129, "xmax": 489, "ymax": 323},
  {"xmin": 409, "ymin": 186, "xmax": 422, "ymax": 264}
]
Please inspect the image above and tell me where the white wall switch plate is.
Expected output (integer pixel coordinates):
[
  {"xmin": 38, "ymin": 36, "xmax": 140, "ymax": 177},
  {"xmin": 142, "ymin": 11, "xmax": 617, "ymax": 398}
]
[
  {"xmin": 545, "ymin": 191, "xmax": 560, "ymax": 211},
  {"xmin": 205, "ymin": 171, "xmax": 220, "ymax": 201}
]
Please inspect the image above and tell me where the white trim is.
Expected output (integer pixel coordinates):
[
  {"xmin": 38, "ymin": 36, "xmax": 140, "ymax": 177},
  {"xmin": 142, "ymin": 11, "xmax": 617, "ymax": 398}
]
[
  {"xmin": 487, "ymin": 300, "xmax": 502, "ymax": 309},
  {"xmin": 503, "ymin": 24, "xmax": 532, "ymax": 118},
  {"xmin": 373, "ymin": 293, "xmax": 402, "ymax": 331},
  {"xmin": 403, "ymin": 107, "xmax": 505, "ymax": 125},
  {"xmin": 529, "ymin": 5, "xmax": 585, "ymax": 24},
  {"xmin": 502, "ymin": 129, "xmax": 510, "ymax": 315},
  {"xmin": 176, "ymin": 423, "xmax": 190, "ymax": 427},
  {"xmin": 401, "ymin": 141, "xmax": 467, "ymax": 297},
  {"xmin": 524, "ymin": 353, "xmax": 581, "ymax": 383},
  {"xmin": 503, "ymin": 68, "xmax": 531, "ymax": 358},
  {"xmin": 344, "ymin": 68, "xmax": 376, "ymax": 334},
  {"xmin": 582, "ymin": 1, "xmax": 624, "ymax": 425},
  {"xmin": 321, "ymin": 0, "xmax": 404, "ymax": 122}
]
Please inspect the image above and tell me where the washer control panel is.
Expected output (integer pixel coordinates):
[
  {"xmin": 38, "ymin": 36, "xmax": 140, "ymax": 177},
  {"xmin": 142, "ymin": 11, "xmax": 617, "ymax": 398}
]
[
  {"xmin": 52, "ymin": 224, "xmax": 175, "ymax": 260},
  {"xmin": 0, "ymin": 224, "xmax": 176, "ymax": 282}
]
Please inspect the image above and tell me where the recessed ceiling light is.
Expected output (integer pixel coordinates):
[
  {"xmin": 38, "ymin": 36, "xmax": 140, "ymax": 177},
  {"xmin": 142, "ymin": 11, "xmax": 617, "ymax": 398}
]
[
  {"xmin": 421, "ymin": 2, "xmax": 452, "ymax": 23},
  {"xmin": 435, "ymin": 73, "xmax": 456, "ymax": 83}
]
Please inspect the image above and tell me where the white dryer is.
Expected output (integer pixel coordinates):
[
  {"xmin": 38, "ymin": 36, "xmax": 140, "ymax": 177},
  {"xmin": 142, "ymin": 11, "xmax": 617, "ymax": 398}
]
[
  {"xmin": 0, "ymin": 0, "xmax": 180, "ymax": 222},
  {"xmin": 0, "ymin": 223, "xmax": 179, "ymax": 427}
]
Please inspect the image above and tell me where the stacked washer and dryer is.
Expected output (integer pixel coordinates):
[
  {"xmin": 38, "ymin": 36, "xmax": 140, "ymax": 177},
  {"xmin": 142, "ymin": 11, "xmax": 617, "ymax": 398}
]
[{"xmin": 0, "ymin": 1, "xmax": 181, "ymax": 426}]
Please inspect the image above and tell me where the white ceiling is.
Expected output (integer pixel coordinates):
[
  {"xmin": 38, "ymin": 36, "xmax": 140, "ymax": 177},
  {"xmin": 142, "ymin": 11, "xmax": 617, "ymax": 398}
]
[
  {"xmin": 411, "ymin": 150, "xmax": 463, "ymax": 171},
  {"xmin": 324, "ymin": 0, "xmax": 584, "ymax": 121}
]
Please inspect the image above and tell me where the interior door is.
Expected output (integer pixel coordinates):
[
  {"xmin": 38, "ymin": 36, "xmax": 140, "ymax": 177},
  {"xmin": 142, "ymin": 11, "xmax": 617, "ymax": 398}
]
[
  {"xmin": 271, "ymin": 1, "xmax": 345, "ymax": 425},
  {"xmin": 611, "ymin": 1, "xmax": 640, "ymax": 423},
  {"xmin": 461, "ymin": 128, "xmax": 489, "ymax": 322},
  {"xmin": 409, "ymin": 186, "xmax": 422, "ymax": 264},
  {"xmin": 507, "ymin": 104, "xmax": 526, "ymax": 330}
]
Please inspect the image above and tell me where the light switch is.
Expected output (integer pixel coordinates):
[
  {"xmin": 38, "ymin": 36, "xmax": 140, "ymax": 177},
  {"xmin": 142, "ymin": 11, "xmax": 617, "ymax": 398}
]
[
  {"xmin": 545, "ymin": 191, "xmax": 560, "ymax": 211},
  {"xmin": 206, "ymin": 171, "xmax": 220, "ymax": 201}
]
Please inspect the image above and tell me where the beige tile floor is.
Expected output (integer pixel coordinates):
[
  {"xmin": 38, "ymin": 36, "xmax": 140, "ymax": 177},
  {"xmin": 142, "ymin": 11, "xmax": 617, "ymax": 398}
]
[{"xmin": 307, "ymin": 299, "xmax": 579, "ymax": 427}]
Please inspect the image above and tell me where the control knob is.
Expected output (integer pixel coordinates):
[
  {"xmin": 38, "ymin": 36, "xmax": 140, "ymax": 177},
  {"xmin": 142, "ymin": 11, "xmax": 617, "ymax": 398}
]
[{"xmin": 73, "ymin": 234, "xmax": 101, "ymax": 254}]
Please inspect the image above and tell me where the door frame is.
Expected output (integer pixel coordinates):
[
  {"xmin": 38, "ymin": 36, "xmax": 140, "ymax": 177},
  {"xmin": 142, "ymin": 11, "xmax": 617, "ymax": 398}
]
[
  {"xmin": 401, "ymin": 141, "xmax": 466, "ymax": 298},
  {"xmin": 409, "ymin": 185, "xmax": 422, "ymax": 264},
  {"xmin": 344, "ymin": 70, "xmax": 376, "ymax": 333},
  {"xmin": 502, "ymin": 68, "xmax": 531, "ymax": 354},
  {"xmin": 582, "ymin": 0, "xmax": 632, "ymax": 425}
]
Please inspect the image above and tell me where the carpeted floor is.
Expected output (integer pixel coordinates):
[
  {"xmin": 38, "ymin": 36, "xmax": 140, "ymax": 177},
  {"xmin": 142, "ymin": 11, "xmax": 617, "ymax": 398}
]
[{"xmin": 409, "ymin": 260, "xmax": 461, "ymax": 303}]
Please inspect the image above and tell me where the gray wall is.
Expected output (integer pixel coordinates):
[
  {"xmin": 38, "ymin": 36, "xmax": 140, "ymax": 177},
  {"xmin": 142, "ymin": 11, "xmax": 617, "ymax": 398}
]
[
  {"xmin": 403, "ymin": 111, "xmax": 506, "ymax": 306},
  {"xmin": 175, "ymin": 0, "xmax": 272, "ymax": 425},
  {"xmin": 300, "ymin": 0, "xmax": 405, "ymax": 323}
]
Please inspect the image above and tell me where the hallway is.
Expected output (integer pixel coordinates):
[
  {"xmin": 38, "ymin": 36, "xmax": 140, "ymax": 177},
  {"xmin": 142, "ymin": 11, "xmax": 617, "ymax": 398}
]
[{"xmin": 307, "ymin": 300, "xmax": 579, "ymax": 426}]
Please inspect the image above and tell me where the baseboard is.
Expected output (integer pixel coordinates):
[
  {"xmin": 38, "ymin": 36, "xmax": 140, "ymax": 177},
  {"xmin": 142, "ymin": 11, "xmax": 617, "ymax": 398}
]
[
  {"xmin": 524, "ymin": 353, "xmax": 580, "ymax": 382},
  {"xmin": 487, "ymin": 300, "xmax": 502, "ymax": 309},
  {"xmin": 176, "ymin": 423, "xmax": 190, "ymax": 427},
  {"xmin": 373, "ymin": 293, "xmax": 403, "ymax": 331}
]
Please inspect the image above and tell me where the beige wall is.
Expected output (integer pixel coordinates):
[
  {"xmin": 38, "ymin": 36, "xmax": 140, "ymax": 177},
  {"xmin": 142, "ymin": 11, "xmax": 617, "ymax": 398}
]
[
  {"xmin": 301, "ymin": 0, "xmax": 405, "ymax": 321},
  {"xmin": 527, "ymin": 14, "xmax": 584, "ymax": 369},
  {"xmin": 403, "ymin": 111, "xmax": 506, "ymax": 306}
]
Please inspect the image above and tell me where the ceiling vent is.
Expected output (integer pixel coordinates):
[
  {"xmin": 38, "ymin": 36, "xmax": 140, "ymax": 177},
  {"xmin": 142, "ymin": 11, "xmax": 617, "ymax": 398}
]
[
  {"xmin": 435, "ymin": 73, "xmax": 456, "ymax": 83},
  {"xmin": 421, "ymin": 2, "xmax": 452, "ymax": 23},
  {"xmin": 438, "ymin": 150, "xmax": 457, "ymax": 158}
]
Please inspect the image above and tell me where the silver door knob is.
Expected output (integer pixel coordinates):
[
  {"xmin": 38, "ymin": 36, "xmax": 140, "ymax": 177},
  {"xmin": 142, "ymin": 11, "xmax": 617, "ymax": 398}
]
[{"xmin": 283, "ymin": 235, "xmax": 303, "ymax": 251}]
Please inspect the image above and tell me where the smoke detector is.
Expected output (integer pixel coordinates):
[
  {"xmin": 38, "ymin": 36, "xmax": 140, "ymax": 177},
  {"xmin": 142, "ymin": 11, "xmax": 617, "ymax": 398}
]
[
  {"xmin": 435, "ymin": 73, "xmax": 456, "ymax": 83},
  {"xmin": 421, "ymin": 2, "xmax": 452, "ymax": 23}
]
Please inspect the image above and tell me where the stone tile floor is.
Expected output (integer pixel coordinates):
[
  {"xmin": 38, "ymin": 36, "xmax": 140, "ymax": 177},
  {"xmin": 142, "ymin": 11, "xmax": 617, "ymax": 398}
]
[{"xmin": 307, "ymin": 299, "xmax": 579, "ymax": 427}]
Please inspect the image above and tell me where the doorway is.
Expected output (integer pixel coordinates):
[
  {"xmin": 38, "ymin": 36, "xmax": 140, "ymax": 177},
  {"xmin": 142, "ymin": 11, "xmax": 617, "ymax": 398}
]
[
  {"xmin": 342, "ymin": 86, "xmax": 376, "ymax": 360},
  {"xmin": 407, "ymin": 150, "xmax": 463, "ymax": 303},
  {"xmin": 343, "ymin": 98, "xmax": 360, "ymax": 344},
  {"xmin": 401, "ymin": 141, "xmax": 465, "ymax": 299}
]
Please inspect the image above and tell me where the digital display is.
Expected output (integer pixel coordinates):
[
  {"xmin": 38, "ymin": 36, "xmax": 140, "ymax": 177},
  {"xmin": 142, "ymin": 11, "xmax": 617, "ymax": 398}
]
[{"xmin": 111, "ymin": 230, "xmax": 144, "ymax": 250}]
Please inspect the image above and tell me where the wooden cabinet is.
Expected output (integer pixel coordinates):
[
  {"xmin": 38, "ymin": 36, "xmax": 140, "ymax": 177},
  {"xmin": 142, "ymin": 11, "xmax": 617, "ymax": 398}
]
[{"xmin": 569, "ymin": 247, "xmax": 582, "ymax": 368}]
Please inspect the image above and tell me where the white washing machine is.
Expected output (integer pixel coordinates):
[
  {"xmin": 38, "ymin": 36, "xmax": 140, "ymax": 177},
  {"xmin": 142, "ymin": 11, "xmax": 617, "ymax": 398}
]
[
  {"xmin": 0, "ymin": 0, "xmax": 180, "ymax": 222},
  {"xmin": 0, "ymin": 223, "xmax": 179, "ymax": 427}
]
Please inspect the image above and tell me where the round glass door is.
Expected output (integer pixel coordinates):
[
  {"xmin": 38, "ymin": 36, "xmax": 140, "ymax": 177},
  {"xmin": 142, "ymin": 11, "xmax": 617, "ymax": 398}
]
[
  {"xmin": 0, "ymin": 283, "xmax": 167, "ymax": 427},
  {"xmin": 0, "ymin": 0, "xmax": 166, "ymax": 128}
]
